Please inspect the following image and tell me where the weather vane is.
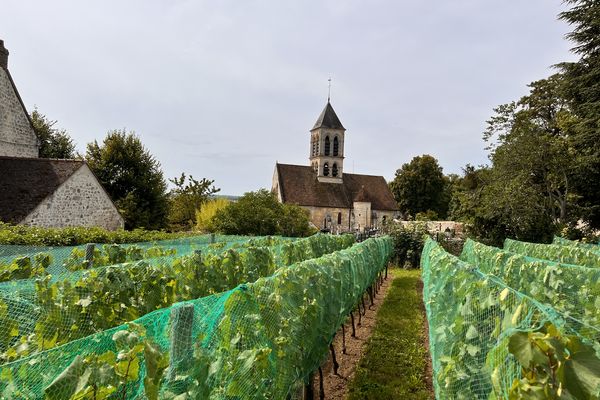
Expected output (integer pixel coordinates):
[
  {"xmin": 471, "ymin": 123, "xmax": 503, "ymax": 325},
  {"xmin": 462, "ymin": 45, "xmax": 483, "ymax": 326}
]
[{"xmin": 327, "ymin": 77, "xmax": 332, "ymax": 102}]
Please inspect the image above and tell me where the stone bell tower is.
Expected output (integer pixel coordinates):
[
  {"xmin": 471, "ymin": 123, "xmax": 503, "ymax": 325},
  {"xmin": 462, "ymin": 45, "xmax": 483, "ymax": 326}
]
[{"xmin": 309, "ymin": 101, "xmax": 346, "ymax": 183}]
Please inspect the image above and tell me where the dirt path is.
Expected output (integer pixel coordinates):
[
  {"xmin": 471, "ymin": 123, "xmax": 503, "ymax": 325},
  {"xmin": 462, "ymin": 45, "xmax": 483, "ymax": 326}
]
[{"xmin": 311, "ymin": 269, "xmax": 394, "ymax": 399}]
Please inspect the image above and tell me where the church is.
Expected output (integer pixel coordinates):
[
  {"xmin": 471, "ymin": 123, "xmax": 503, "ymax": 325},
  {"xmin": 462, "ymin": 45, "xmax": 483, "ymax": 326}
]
[
  {"xmin": 0, "ymin": 40, "xmax": 123, "ymax": 230},
  {"xmin": 272, "ymin": 100, "xmax": 399, "ymax": 232}
]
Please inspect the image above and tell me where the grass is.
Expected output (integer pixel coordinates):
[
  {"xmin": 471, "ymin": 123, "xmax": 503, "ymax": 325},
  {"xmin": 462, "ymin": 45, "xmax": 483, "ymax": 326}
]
[{"xmin": 347, "ymin": 268, "xmax": 432, "ymax": 400}]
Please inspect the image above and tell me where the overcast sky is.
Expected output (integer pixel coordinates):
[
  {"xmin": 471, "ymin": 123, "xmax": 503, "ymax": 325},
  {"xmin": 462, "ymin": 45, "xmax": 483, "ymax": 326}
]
[{"xmin": 3, "ymin": 0, "xmax": 576, "ymax": 195}]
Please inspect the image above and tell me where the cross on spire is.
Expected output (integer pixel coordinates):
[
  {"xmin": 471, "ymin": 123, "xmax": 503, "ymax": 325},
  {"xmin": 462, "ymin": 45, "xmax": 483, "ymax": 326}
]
[{"xmin": 327, "ymin": 77, "xmax": 332, "ymax": 102}]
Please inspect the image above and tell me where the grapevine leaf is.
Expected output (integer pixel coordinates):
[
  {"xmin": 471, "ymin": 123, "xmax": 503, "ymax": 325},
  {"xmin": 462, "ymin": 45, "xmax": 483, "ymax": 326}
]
[
  {"xmin": 508, "ymin": 332, "xmax": 534, "ymax": 368},
  {"xmin": 561, "ymin": 349, "xmax": 600, "ymax": 399},
  {"xmin": 44, "ymin": 355, "xmax": 84, "ymax": 400}
]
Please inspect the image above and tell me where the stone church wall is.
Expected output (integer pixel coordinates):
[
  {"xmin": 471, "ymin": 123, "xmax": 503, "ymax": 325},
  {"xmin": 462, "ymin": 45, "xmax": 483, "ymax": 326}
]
[
  {"xmin": 303, "ymin": 205, "xmax": 396, "ymax": 233},
  {"xmin": 303, "ymin": 205, "xmax": 351, "ymax": 232},
  {"xmin": 0, "ymin": 68, "xmax": 38, "ymax": 158},
  {"xmin": 21, "ymin": 165, "xmax": 124, "ymax": 230}
]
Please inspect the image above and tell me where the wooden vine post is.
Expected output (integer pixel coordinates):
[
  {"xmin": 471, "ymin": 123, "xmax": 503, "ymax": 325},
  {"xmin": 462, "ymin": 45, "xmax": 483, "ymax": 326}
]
[
  {"xmin": 168, "ymin": 303, "xmax": 195, "ymax": 380},
  {"xmin": 85, "ymin": 243, "xmax": 95, "ymax": 269},
  {"xmin": 330, "ymin": 343, "xmax": 339, "ymax": 375}
]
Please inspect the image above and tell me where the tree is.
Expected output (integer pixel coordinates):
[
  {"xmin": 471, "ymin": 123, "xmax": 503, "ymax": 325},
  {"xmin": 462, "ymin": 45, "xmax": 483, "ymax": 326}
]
[
  {"xmin": 86, "ymin": 130, "xmax": 169, "ymax": 230},
  {"xmin": 31, "ymin": 108, "xmax": 77, "ymax": 159},
  {"xmin": 389, "ymin": 155, "xmax": 449, "ymax": 219},
  {"xmin": 558, "ymin": 0, "xmax": 600, "ymax": 228},
  {"xmin": 196, "ymin": 198, "xmax": 230, "ymax": 232},
  {"xmin": 484, "ymin": 76, "xmax": 577, "ymax": 226},
  {"xmin": 167, "ymin": 173, "xmax": 220, "ymax": 231},
  {"xmin": 212, "ymin": 189, "xmax": 312, "ymax": 237}
]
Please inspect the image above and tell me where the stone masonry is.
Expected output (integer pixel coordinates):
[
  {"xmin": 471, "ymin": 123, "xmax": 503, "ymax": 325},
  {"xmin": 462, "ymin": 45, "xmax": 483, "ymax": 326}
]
[
  {"xmin": 21, "ymin": 164, "xmax": 124, "ymax": 230},
  {"xmin": 0, "ymin": 64, "xmax": 39, "ymax": 158}
]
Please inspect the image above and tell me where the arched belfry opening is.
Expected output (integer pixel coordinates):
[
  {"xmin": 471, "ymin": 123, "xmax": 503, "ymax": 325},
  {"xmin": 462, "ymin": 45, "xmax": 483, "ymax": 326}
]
[{"xmin": 309, "ymin": 101, "xmax": 345, "ymax": 183}]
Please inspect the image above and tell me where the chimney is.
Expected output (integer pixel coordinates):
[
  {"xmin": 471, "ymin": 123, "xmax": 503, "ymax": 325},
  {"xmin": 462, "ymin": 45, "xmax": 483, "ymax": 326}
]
[{"xmin": 0, "ymin": 40, "xmax": 9, "ymax": 69}]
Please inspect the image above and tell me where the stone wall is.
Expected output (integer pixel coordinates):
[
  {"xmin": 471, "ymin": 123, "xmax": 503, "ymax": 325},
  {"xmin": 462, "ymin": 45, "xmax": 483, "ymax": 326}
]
[
  {"xmin": 0, "ymin": 68, "xmax": 38, "ymax": 158},
  {"xmin": 21, "ymin": 165, "xmax": 124, "ymax": 230},
  {"xmin": 302, "ymin": 205, "xmax": 396, "ymax": 233}
]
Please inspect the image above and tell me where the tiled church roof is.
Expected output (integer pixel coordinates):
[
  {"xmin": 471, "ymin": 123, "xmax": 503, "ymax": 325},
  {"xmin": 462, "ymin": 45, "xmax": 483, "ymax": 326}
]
[
  {"xmin": 0, "ymin": 156, "xmax": 84, "ymax": 223},
  {"xmin": 275, "ymin": 163, "xmax": 398, "ymax": 211},
  {"xmin": 311, "ymin": 101, "xmax": 345, "ymax": 130}
]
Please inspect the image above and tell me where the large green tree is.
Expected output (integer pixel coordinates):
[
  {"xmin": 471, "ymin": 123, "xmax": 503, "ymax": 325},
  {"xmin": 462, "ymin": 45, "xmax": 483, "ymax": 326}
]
[
  {"xmin": 558, "ymin": 0, "xmax": 600, "ymax": 228},
  {"xmin": 212, "ymin": 189, "xmax": 312, "ymax": 237},
  {"xmin": 31, "ymin": 108, "xmax": 77, "ymax": 159},
  {"xmin": 167, "ymin": 173, "xmax": 220, "ymax": 231},
  {"xmin": 389, "ymin": 155, "xmax": 449, "ymax": 219},
  {"xmin": 86, "ymin": 130, "xmax": 169, "ymax": 230}
]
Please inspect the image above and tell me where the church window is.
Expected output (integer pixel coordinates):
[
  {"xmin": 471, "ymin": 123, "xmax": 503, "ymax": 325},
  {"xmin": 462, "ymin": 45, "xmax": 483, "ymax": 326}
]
[
  {"xmin": 323, "ymin": 162, "xmax": 329, "ymax": 176},
  {"xmin": 333, "ymin": 136, "xmax": 339, "ymax": 156},
  {"xmin": 332, "ymin": 163, "xmax": 338, "ymax": 177},
  {"xmin": 337, "ymin": 212, "xmax": 342, "ymax": 225},
  {"xmin": 324, "ymin": 136, "xmax": 330, "ymax": 156}
]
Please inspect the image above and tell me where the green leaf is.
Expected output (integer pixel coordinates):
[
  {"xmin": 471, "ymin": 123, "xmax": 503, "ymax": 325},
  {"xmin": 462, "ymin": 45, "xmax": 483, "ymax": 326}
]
[
  {"xmin": 508, "ymin": 332, "xmax": 534, "ymax": 368},
  {"xmin": 466, "ymin": 325, "xmax": 478, "ymax": 340},
  {"xmin": 561, "ymin": 348, "xmax": 600, "ymax": 399},
  {"xmin": 44, "ymin": 355, "xmax": 84, "ymax": 400}
]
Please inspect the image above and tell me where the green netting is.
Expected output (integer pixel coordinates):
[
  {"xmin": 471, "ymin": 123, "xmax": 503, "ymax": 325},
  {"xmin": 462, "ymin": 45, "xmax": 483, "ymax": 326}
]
[
  {"xmin": 553, "ymin": 236, "xmax": 600, "ymax": 254},
  {"xmin": 0, "ymin": 233, "xmax": 355, "ymax": 367},
  {"xmin": 0, "ymin": 236, "xmax": 392, "ymax": 399},
  {"xmin": 504, "ymin": 238, "xmax": 600, "ymax": 268},
  {"xmin": 461, "ymin": 238, "xmax": 600, "ymax": 341},
  {"xmin": 422, "ymin": 238, "xmax": 600, "ymax": 399},
  {"xmin": 0, "ymin": 235, "xmax": 291, "ymax": 282}
]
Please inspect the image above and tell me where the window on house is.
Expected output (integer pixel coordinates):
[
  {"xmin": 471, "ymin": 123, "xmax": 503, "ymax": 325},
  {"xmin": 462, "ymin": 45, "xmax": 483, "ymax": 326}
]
[
  {"xmin": 337, "ymin": 212, "xmax": 342, "ymax": 225},
  {"xmin": 323, "ymin": 162, "xmax": 329, "ymax": 176},
  {"xmin": 325, "ymin": 136, "xmax": 330, "ymax": 156},
  {"xmin": 332, "ymin": 163, "xmax": 338, "ymax": 177},
  {"xmin": 333, "ymin": 136, "xmax": 339, "ymax": 156}
]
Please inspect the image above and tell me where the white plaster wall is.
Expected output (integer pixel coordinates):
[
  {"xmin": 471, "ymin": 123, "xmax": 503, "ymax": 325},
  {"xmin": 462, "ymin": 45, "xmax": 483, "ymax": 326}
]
[
  {"xmin": 0, "ymin": 68, "xmax": 38, "ymax": 158},
  {"xmin": 21, "ymin": 165, "xmax": 124, "ymax": 230}
]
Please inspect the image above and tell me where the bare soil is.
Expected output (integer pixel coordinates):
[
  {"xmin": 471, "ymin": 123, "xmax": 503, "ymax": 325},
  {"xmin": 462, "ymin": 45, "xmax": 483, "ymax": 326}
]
[{"xmin": 311, "ymin": 271, "xmax": 394, "ymax": 399}]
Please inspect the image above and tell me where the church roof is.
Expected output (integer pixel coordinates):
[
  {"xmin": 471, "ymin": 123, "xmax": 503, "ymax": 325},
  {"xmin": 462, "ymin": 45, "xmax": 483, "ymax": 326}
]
[
  {"xmin": 0, "ymin": 157, "xmax": 85, "ymax": 223},
  {"xmin": 275, "ymin": 163, "xmax": 398, "ymax": 211},
  {"xmin": 311, "ymin": 101, "xmax": 345, "ymax": 131}
]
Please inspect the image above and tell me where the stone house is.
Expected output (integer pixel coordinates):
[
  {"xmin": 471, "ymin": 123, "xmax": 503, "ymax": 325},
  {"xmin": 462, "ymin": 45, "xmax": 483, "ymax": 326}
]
[
  {"xmin": 0, "ymin": 40, "xmax": 123, "ymax": 230},
  {"xmin": 272, "ymin": 101, "xmax": 399, "ymax": 232}
]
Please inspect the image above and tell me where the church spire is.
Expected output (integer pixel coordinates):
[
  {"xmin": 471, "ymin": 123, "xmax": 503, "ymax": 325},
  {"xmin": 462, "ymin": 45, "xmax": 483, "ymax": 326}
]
[{"xmin": 311, "ymin": 101, "xmax": 345, "ymax": 131}]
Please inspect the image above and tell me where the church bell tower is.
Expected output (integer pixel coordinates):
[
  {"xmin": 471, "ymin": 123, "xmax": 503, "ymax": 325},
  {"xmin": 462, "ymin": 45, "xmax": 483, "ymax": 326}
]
[{"xmin": 309, "ymin": 101, "xmax": 346, "ymax": 183}]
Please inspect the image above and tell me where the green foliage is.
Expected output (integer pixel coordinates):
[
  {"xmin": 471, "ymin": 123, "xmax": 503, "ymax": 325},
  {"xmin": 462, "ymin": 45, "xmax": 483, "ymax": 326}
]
[
  {"xmin": 62, "ymin": 244, "xmax": 176, "ymax": 272},
  {"xmin": 461, "ymin": 239, "xmax": 600, "ymax": 340},
  {"xmin": 383, "ymin": 222, "xmax": 428, "ymax": 268},
  {"xmin": 43, "ymin": 323, "xmax": 168, "ymax": 400},
  {"xmin": 0, "ymin": 222, "xmax": 189, "ymax": 246},
  {"xmin": 167, "ymin": 173, "xmax": 220, "ymax": 231},
  {"xmin": 424, "ymin": 237, "xmax": 600, "ymax": 399},
  {"xmin": 389, "ymin": 154, "xmax": 449, "ymax": 219},
  {"xmin": 0, "ymin": 234, "xmax": 354, "ymax": 363},
  {"xmin": 558, "ymin": 0, "xmax": 600, "ymax": 229},
  {"xmin": 86, "ymin": 130, "xmax": 169, "ymax": 230},
  {"xmin": 212, "ymin": 189, "xmax": 312, "ymax": 237},
  {"xmin": 0, "ymin": 253, "xmax": 50, "ymax": 282},
  {"xmin": 505, "ymin": 323, "xmax": 600, "ymax": 400},
  {"xmin": 504, "ymin": 238, "xmax": 600, "ymax": 268},
  {"xmin": 30, "ymin": 108, "xmax": 77, "ymax": 159},
  {"xmin": 0, "ymin": 234, "xmax": 383, "ymax": 399},
  {"xmin": 195, "ymin": 198, "xmax": 230, "ymax": 232}
]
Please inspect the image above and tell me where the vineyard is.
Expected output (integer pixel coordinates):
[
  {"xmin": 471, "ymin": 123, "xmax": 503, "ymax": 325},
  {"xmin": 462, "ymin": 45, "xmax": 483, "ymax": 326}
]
[
  {"xmin": 423, "ymin": 236, "xmax": 600, "ymax": 399},
  {"xmin": 0, "ymin": 232, "xmax": 392, "ymax": 399}
]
